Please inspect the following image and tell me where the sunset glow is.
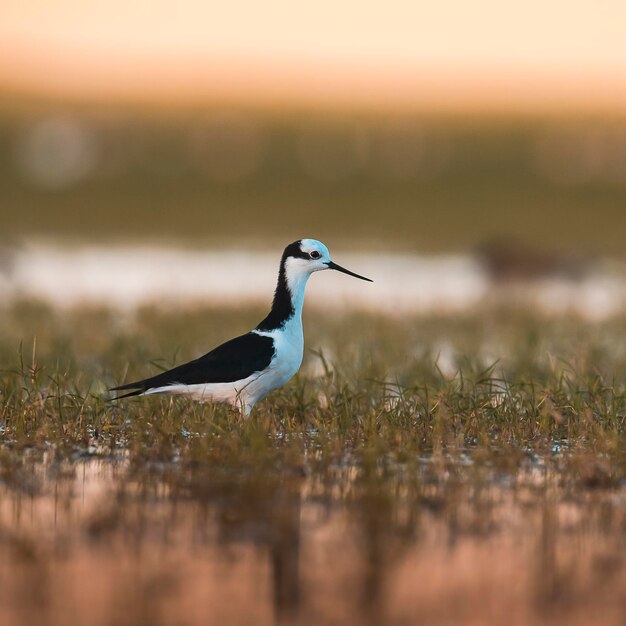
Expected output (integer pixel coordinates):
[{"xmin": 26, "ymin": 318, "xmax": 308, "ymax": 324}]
[{"xmin": 2, "ymin": 0, "xmax": 626, "ymax": 111}]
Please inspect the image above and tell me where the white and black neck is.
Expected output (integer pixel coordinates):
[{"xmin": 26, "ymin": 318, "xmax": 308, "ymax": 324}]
[{"xmin": 256, "ymin": 242, "xmax": 311, "ymax": 332}]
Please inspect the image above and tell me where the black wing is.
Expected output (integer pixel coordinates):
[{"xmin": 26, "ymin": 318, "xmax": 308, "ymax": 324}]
[{"xmin": 110, "ymin": 332, "xmax": 275, "ymax": 398}]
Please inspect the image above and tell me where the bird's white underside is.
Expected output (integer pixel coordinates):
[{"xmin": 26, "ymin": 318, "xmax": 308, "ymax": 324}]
[{"xmin": 141, "ymin": 320, "xmax": 305, "ymax": 416}]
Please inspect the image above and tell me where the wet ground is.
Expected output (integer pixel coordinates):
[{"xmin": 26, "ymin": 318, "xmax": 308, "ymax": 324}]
[
  {"xmin": 1, "ymin": 450, "xmax": 624, "ymax": 626},
  {"xmin": 1, "ymin": 304, "xmax": 626, "ymax": 625}
]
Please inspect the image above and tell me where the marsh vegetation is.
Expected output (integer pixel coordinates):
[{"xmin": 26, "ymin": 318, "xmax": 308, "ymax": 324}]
[{"xmin": 1, "ymin": 303, "xmax": 625, "ymax": 625}]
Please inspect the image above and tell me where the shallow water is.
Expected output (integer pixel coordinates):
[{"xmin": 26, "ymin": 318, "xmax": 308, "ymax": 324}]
[
  {"xmin": 2, "ymin": 243, "xmax": 626, "ymax": 319},
  {"xmin": 0, "ymin": 453, "xmax": 624, "ymax": 626}
]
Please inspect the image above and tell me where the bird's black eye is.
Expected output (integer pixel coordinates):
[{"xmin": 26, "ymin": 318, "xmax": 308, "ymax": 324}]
[{"xmin": 310, "ymin": 251, "xmax": 321, "ymax": 259}]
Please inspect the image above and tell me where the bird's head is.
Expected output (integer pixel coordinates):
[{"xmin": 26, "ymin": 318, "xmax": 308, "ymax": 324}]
[{"xmin": 282, "ymin": 239, "xmax": 372, "ymax": 282}]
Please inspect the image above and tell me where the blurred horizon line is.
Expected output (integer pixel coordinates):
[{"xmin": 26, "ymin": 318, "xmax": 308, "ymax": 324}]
[{"xmin": 3, "ymin": 59, "xmax": 626, "ymax": 116}]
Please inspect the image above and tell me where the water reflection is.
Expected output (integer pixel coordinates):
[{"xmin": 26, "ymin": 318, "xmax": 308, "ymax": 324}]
[{"xmin": 0, "ymin": 455, "xmax": 624, "ymax": 625}]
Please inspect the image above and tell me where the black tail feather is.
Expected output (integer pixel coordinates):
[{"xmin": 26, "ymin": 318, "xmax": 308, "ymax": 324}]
[
  {"xmin": 108, "ymin": 387, "xmax": 145, "ymax": 400},
  {"xmin": 108, "ymin": 380, "xmax": 147, "ymax": 400}
]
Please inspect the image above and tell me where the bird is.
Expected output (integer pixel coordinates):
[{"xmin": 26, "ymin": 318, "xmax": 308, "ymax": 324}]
[{"xmin": 110, "ymin": 239, "xmax": 372, "ymax": 415}]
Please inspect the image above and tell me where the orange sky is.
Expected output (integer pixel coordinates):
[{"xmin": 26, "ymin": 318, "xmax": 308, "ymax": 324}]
[{"xmin": 2, "ymin": 0, "xmax": 626, "ymax": 111}]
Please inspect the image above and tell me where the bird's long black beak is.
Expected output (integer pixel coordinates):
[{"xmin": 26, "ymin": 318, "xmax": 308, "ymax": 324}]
[{"xmin": 326, "ymin": 261, "xmax": 373, "ymax": 282}]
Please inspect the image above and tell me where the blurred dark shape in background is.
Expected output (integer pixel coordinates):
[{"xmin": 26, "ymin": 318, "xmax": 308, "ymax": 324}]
[{"xmin": 475, "ymin": 237, "xmax": 590, "ymax": 284}]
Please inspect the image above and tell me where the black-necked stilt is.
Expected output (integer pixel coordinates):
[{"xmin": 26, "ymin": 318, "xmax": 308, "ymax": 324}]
[{"xmin": 110, "ymin": 239, "xmax": 372, "ymax": 414}]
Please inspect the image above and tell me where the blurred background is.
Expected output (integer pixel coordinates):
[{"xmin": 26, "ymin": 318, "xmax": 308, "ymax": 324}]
[
  {"xmin": 3, "ymin": 7, "xmax": 626, "ymax": 625},
  {"xmin": 2, "ymin": 0, "xmax": 626, "ymax": 313}
]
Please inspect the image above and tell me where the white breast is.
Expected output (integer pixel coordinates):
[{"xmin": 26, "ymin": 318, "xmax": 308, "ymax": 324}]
[{"xmin": 248, "ymin": 316, "xmax": 304, "ymax": 400}]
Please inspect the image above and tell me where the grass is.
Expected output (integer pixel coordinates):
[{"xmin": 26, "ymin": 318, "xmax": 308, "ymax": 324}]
[
  {"xmin": 0, "ymin": 302, "xmax": 624, "ymax": 461},
  {"xmin": 1, "ymin": 302, "xmax": 625, "ymax": 625},
  {"xmin": 1, "ymin": 302, "xmax": 625, "ymax": 473}
]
